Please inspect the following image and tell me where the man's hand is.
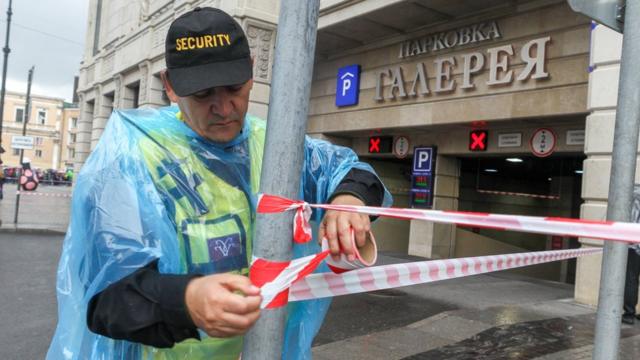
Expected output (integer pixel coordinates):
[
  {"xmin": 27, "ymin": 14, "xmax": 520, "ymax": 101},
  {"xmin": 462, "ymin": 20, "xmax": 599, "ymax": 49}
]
[
  {"xmin": 319, "ymin": 194, "xmax": 370, "ymax": 261},
  {"xmin": 185, "ymin": 273, "xmax": 261, "ymax": 338}
]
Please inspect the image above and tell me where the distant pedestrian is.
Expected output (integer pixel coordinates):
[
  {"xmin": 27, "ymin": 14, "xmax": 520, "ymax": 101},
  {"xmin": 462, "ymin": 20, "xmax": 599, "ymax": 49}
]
[
  {"xmin": 623, "ymin": 186, "xmax": 640, "ymax": 325},
  {"xmin": 19, "ymin": 158, "xmax": 39, "ymax": 192}
]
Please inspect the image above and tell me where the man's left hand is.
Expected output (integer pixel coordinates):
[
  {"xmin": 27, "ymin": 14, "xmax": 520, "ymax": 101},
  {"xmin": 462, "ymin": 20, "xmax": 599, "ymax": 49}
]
[{"xmin": 319, "ymin": 194, "xmax": 370, "ymax": 262}]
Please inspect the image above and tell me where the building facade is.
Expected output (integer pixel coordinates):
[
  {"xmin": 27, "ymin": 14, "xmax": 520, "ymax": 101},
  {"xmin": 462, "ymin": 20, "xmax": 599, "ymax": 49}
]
[
  {"xmin": 75, "ymin": 0, "xmax": 280, "ymax": 171},
  {"xmin": 0, "ymin": 91, "xmax": 77, "ymax": 170},
  {"xmin": 76, "ymin": 0, "xmax": 627, "ymax": 306},
  {"xmin": 60, "ymin": 104, "xmax": 80, "ymax": 171}
]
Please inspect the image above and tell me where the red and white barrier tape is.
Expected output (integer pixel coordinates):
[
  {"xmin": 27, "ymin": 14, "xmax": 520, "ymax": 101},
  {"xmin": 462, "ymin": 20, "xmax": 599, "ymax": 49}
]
[
  {"xmin": 288, "ymin": 247, "xmax": 601, "ymax": 303},
  {"xmin": 249, "ymin": 194, "xmax": 635, "ymax": 308},
  {"xmin": 257, "ymin": 194, "xmax": 640, "ymax": 244},
  {"xmin": 253, "ymin": 247, "xmax": 601, "ymax": 308},
  {"xmin": 15, "ymin": 191, "xmax": 72, "ymax": 198}
]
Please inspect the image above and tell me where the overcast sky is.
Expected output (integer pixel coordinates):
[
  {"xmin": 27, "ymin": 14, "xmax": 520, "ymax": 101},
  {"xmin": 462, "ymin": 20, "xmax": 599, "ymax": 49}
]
[{"xmin": 0, "ymin": 0, "xmax": 88, "ymax": 102}]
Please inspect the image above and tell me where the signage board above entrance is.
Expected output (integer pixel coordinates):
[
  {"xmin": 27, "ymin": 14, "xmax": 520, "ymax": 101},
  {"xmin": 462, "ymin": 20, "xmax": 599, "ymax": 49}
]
[
  {"xmin": 399, "ymin": 21, "xmax": 502, "ymax": 59},
  {"xmin": 375, "ymin": 36, "xmax": 551, "ymax": 101}
]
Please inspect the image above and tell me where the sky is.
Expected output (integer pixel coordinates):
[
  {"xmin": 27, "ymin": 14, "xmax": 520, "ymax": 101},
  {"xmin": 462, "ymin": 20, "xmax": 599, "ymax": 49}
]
[{"xmin": 0, "ymin": 0, "xmax": 88, "ymax": 102}]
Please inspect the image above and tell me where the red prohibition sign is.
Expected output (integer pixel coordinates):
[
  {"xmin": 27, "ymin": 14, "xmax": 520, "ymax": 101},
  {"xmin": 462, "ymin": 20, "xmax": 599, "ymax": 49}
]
[
  {"xmin": 369, "ymin": 137, "xmax": 381, "ymax": 152},
  {"xmin": 469, "ymin": 130, "xmax": 488, "ymax": 151}
]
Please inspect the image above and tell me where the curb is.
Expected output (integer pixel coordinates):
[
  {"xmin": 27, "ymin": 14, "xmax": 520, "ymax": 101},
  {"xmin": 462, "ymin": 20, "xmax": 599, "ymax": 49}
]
[{"xmin": 0, "ymin": 225, "xmax": 66, "ymax": 235}]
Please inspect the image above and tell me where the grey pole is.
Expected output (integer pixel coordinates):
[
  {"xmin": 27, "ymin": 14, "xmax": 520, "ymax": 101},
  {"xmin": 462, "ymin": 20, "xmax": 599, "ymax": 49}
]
[
  {"xmin": 593, "ymin": 2, "xmax": 640, "ymax": 359},
  {"xmin": 14, "ymin": 66, "xmax": 33, "ymax": 225},
  {"xmin": 242, "ymin": 0, "xmax": 320, "ymax": 359},
  {"xmin": 0, "ymin": 0, "xmax": 13, "ymax": 150}
]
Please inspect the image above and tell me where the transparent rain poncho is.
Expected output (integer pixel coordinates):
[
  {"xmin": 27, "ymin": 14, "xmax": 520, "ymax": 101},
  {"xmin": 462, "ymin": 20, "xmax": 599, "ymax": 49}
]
[{"xmin": 47, "ymin": 105, "xmax": 391, "ymax": 360}]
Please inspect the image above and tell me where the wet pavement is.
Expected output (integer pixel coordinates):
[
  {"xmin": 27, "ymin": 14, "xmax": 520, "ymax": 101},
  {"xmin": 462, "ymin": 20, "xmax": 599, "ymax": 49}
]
[
  {"xmin": 403, "ymin": 314, "xmax": 640, "ymax": 359},
  {"xmin": 315, "ymin": 288, "xmax": 456, "ymax": 346},
  {"xmin": 313, "ymin": 253, "xmax": 640, "ymax": 360}
]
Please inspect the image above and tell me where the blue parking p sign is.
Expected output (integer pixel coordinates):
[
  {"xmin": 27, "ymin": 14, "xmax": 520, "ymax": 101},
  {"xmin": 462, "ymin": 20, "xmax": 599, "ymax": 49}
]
[
  {"xmin": 336, "ymin": 64, "xmax": 360, "ymax": 107},
  {"xmin": 413, "ymin": 147, "xmax": 434, "ymax": 173}
]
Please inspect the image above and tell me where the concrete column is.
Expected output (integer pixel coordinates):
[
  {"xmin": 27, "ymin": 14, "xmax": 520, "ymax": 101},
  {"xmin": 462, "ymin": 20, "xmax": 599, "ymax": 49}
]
[
  {"xmin": 575, "ymin": 24, "xmax": 623, "ymax": 306},
  {"xmin": 408, "ymin": 155, "xmax": 460, "ymax": 259},
  {"xmin": 74, "ymin": 93, "xmax": 94, "ymax": 173},
  {"xmin": 90, "ymin": 86, "xmax": 113, "ymax": 150}
]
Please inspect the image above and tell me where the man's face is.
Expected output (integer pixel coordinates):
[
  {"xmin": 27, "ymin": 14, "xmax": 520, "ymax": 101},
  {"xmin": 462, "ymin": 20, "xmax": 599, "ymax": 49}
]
[{"xmin": 163, "ymin": 73, "xmax": 253, "ymax": 143}]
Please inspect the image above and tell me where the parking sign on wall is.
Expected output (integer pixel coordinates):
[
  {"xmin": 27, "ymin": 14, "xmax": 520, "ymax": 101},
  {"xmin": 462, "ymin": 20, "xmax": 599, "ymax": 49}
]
[
  {"xmin": 336, "ymin": 64, "xmax": 360, "ymax": 107},
  {"xmin": 413, "ymin": 147, "xmax": 434, "ymax": 173}
]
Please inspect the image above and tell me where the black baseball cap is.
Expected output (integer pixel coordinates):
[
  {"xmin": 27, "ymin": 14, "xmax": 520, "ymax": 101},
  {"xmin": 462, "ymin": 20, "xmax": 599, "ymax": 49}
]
[{"xmin": 165, "ymin": 7, "xmax": 252, "ymax": 97}]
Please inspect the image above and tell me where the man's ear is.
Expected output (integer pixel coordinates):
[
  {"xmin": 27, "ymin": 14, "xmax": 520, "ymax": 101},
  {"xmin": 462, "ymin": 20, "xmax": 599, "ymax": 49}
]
[{"xmin": 160, "ymin": 70, "xmax": 180, "ymax": 103}]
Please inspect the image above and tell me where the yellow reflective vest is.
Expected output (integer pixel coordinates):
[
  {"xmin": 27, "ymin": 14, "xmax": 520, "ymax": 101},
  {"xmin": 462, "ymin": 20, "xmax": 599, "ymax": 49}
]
[{"xmin": 139, "ymin": 114, "xmax": 265, "ymax": 360}]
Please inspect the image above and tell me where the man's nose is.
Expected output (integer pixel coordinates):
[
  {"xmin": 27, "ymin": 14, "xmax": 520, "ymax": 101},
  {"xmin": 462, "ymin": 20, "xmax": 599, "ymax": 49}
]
[{"xmin": 209, "ymin": 89, "xmax": 233, "ymax": 117}]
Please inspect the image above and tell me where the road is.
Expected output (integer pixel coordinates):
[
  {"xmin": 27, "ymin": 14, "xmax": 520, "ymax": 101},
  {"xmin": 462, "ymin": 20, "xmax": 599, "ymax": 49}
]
[{"xmin": 0, "ymin": 233, "xmax": 63, "ymax": 360}]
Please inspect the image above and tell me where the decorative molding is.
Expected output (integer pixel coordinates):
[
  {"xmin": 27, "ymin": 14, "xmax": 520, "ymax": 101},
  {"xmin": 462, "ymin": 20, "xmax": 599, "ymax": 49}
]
[
  {"xmin": 86, "ymin": 65, "xmax": 95, "ymax": 86},
  {"xmin": 245, "ymin": 22, "xmax": 276, "ymax": 83},
  {"xmin": 153, "ymin": 20, "xmax": 172, "ymax": 49},
  {"xmin": 113, "ymin": 75, "xmax": 123, "ymax": 109},
  {"xmin": 138, "ymin": 61, "xmax": 150, "ymax": 104},
  {"xmin": 146, "ymin": 0, "xmax": 173, "ymax": 21},
  {"xmin": 102, "ymin": 52, "xmax": 115, "ymax": 75}
]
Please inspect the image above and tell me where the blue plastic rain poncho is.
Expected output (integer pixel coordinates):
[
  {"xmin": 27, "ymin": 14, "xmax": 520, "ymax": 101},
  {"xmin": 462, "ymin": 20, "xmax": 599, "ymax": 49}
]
[{"xmin": 47, "ymin": 105, "xmax": 391, "ymax": 360}]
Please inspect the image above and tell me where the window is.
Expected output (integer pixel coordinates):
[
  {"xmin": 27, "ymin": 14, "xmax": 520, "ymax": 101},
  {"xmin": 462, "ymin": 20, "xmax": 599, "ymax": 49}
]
[
  {"xmin": 68, "ymin": 148, "xmax": 75, "ymax": 159},
  {"xmin": 35, "ymin": 150, "xmax": 43, "ymax": 158},
  {"xmin": 15, "ymin": 107, "xmax": 24, "ymax": 122},
  {"xmin": 35, "ymin": 137, "xmax": 44, "ymax": 146},
  {"xmin": 69, "ymin": 117, "xmax": 78, "ymax": 130},
  {"xmin": 12, "ymin": 149, "xmax": 20, "ymax": 156},
  {"xmin": 37, "ymin": 109, "xmax": 46, "ymax": 125},
  {"xmin": 69, "ymin": 133, "xmax": 76, "ymax": 143}
]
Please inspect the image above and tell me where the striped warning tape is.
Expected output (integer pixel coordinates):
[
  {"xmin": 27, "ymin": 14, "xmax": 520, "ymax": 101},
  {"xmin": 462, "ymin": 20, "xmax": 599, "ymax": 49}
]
[
  {"xmin": 288, "ymin": 247, "xmax": 601, "ymax": 303},
  {"xmin": 257, "ymin": 194, "xmax": 640, "ymax": 244},
  {"xmin": 250, "ymin": 194, "xmax": 628, "ymax": 308},
  {"xmin": 15, "ymin": 191, "xmax": 72, "ymax": 198},
  {"xmin": 252, "ymin": 247, "xmax": 601, "ymax": 308}
]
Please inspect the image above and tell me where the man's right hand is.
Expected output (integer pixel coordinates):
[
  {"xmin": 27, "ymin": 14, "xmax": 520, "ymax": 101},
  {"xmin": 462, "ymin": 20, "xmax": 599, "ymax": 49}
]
[{"xmin": 185, "ymin": 273, "xmax": 262, "ymax": 338}]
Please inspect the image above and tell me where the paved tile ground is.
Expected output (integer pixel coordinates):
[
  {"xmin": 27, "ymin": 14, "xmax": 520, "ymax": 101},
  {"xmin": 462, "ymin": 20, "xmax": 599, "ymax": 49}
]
[{"xmin": 314, "ymin": 253, "xmax": 640, "ymax": 359}]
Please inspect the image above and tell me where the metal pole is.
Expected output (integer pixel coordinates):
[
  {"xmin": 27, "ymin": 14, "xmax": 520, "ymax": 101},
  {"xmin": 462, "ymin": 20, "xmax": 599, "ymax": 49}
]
[
  {"xmin": 14, "ymin": 66, "xmax": 33, "ymax": 225},
  {"xmin": 242, "ymin": 0, "xmax": 320, "ymax": 359},
  {"xmin": 593, "ymin": 2, "xmax": 640, "ymax": 359},
  {"xmin": 0, "ymin": 0, "xmax": 12, "ymax": 149}
]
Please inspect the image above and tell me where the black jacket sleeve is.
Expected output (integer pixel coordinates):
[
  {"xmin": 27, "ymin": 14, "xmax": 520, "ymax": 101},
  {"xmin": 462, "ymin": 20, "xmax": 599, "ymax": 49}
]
[
  {"xmin": 87, "ymin": 259, "xmax": 200, "ymax": 348},
  {"xmin": 86, "ymin": 167, "xmax": 384, "ymax": 347},
  {"xmin": 329, "ymin": 168, "xmax": 385, "ymax": 207}
]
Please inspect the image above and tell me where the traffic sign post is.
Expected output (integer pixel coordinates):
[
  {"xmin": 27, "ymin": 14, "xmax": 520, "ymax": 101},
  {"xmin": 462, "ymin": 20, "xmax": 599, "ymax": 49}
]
[
  {"xmin": 568, "ymin": 1, "xmax": 640, "ymax": 359},
  {"xmin": 568, "ymin": 0, "xmax": 625, "ymax": 33},
  {"xmin": 11, "ymin": 135, "xmax": 34, "ymax": 150}
]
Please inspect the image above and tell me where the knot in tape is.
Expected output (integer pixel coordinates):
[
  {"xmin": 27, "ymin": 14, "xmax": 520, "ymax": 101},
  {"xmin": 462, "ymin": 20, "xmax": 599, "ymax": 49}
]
[{"xmin": 257, "ymin": 194, "xmax": 313, "ymax": 243}]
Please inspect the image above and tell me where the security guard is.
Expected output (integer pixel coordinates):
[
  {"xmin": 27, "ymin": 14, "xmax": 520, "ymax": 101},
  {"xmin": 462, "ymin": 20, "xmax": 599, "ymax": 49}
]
[{"xmin": 47, "ymin": 7, "xmax": 389, "ymax": 360}]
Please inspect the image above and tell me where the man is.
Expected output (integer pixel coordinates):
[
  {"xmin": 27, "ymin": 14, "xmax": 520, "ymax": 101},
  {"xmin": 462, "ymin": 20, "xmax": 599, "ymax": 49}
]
[
  {"xmin": 623, "ymin": 186, "xmax": 640, "ymax": 325},
  {"xmin": 47, "ymin": 7, "xmax": 390, "ymax": 360}
]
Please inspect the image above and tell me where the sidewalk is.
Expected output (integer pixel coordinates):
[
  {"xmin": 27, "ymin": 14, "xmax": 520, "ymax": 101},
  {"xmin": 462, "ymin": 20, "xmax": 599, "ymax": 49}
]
[
  {"xmin": 0, "ymin": 184, "xmax": 71, "ymax": 233},
  {"xmin": 313, "ymin": 253, "xmax": 640, "ymax": 359}
]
